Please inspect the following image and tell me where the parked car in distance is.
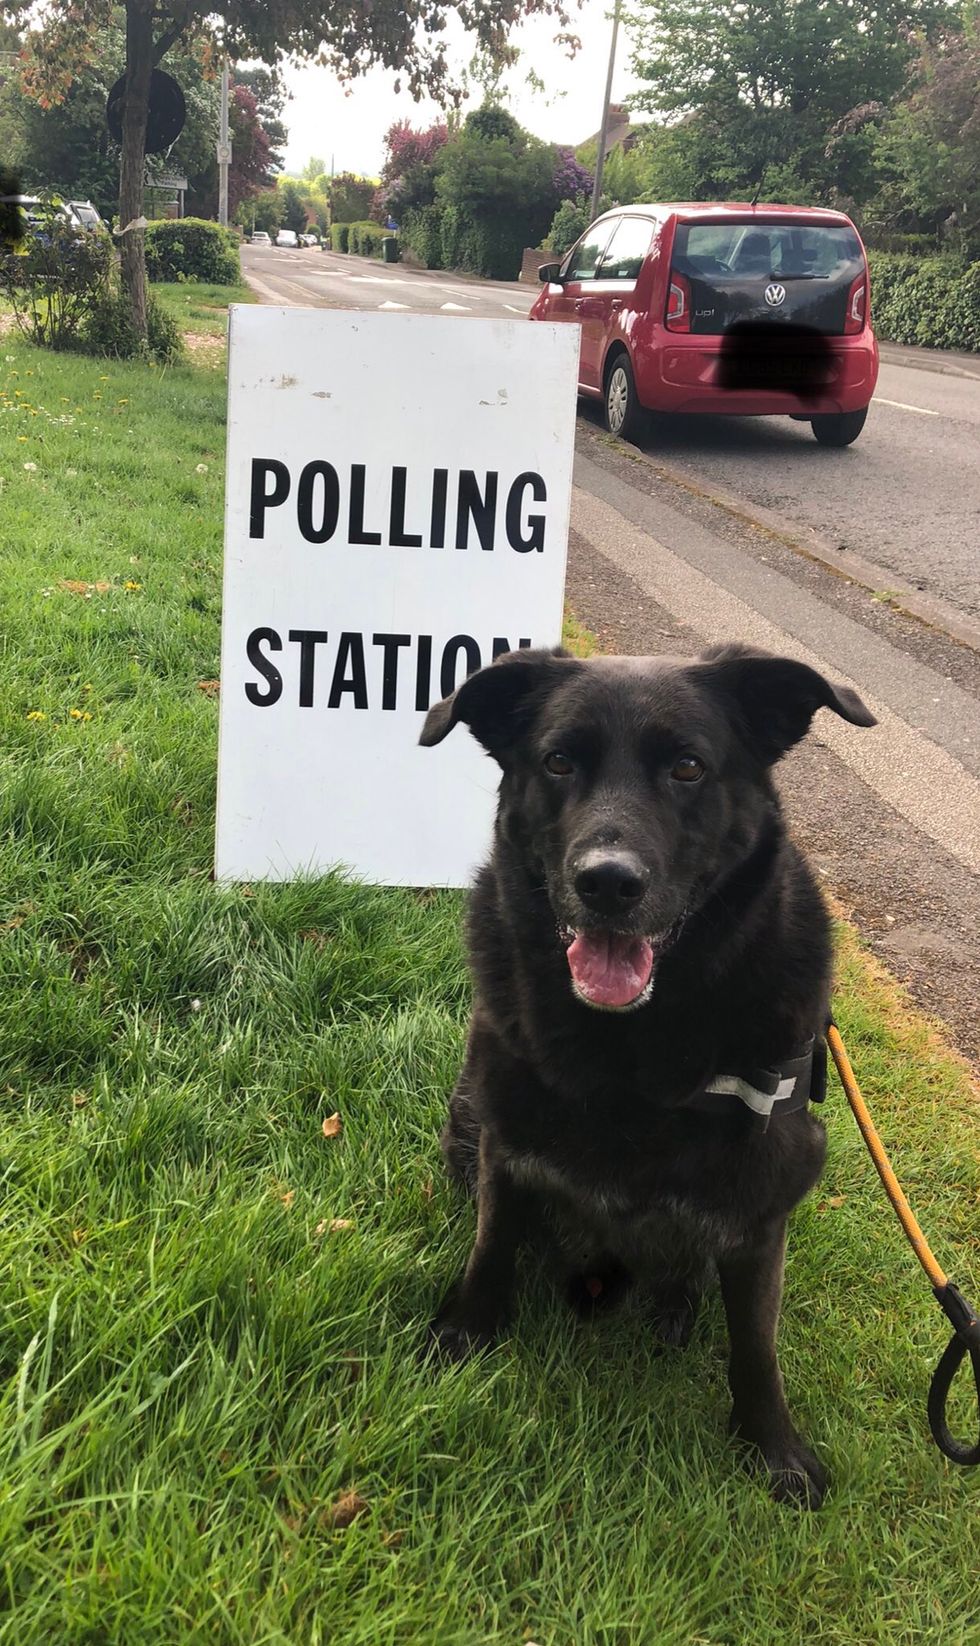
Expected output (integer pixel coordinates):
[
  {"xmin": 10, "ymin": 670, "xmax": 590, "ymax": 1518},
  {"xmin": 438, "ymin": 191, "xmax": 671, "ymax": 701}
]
[
  {"xmin": 530, "ymin": 202, "xmax": 879, "ymax": 447},
  {"xmin": 250, "ymin": 230, "xmax": 272, "ymax": 246},
  {"xmin": 0, "ymin": 193, "xmax": 83, "ymax": 243},
  {"xmin": 299, "ymin": 232, "xmax": 319, "ymax": 247},
  {"xmin": 275, "ymin": 228, "xmax": 299, "ymax": 249},
  {"xmin": 68, "ymin": 199, "xmax": 105, "ymax": 233}
]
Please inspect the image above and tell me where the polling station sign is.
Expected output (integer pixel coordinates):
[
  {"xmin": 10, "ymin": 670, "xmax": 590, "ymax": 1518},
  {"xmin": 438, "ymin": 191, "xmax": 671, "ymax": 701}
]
[{"xmin": 215, "ymin": 306, "xmax": 579, "ymax": 886}]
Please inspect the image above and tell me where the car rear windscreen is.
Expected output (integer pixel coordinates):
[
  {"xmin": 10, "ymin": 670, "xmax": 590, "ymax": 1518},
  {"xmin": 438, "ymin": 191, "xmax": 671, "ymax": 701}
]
[{"xmin": 671, "ymin": 220, "xmax": 865, "ymax": 335}]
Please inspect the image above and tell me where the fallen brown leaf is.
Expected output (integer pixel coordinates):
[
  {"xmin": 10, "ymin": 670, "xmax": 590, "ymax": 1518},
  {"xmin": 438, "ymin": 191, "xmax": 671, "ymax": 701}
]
[
  {"xmin": 827, "ymin": 1194, "xmax": 847, "ymax": 1208},
  {"xmin": 329, "ymin": 1218, "xmax": 353, "ymax": 1232},
  {"xmin": 58, "ymin": 578, "xmax": 112, "ymax": 596},
  {"xmin": 280, "ymin": 1189, "xmax": 295, "ymax": 1210},
  {"xmin": 196, "ymin": 679, "xmax": 220, "ymax": 697},
  {"xmin": 322, "ymin": 1490, "xmax": 368, "ymax": 1530},
  {"xmin": 299, "ymin": 928, "xmax": 332, "ymax": 949},
  {"xmin": 2, "ymin": 915, "xmax": 24, "ymax": 931},
  {"xmin": 321, "ymin": 1112, "xmax": 342, "ymax": 1139},
  {"xmin": 314, "ymin": 1219, "xmax": 328, "ymax": 1238}
]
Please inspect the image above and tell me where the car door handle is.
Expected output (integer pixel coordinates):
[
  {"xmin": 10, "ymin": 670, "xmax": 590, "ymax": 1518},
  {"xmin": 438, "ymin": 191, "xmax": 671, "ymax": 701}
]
[{"xmin": 610, "ymin": 298, "xmax": 624, "ymax": 311}]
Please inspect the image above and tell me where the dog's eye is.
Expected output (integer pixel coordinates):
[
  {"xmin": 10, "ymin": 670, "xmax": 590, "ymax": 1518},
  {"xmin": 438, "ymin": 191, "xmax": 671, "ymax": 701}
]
[
  {"xmin": 671, "ymin": 755, "xmax": 705, "ymax": 783},
  {"xmin": 544, "ymin": 751, "xmax": 575, "ymax": 777}
]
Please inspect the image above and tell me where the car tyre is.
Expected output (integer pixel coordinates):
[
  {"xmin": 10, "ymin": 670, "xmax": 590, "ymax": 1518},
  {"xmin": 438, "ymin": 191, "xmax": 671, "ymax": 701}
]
[
  {"xmin": 604, "ymin": 352, "xmax": 648, "ymax": 444},
  {"xmin": 810, "ymin": 407, "xmax": 868, "ymax": 447}
]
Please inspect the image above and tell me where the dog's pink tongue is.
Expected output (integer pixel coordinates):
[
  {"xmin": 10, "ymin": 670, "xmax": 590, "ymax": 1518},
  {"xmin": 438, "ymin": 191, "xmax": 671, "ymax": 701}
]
[{"xmin": 566, "ymin": 932, "xmax": 655, "ymax": 1008}]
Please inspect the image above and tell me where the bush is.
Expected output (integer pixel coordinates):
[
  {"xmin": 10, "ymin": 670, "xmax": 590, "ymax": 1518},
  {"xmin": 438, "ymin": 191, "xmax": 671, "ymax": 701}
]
[
  {"xmin": 0, "ymin": 203, "xmax": 113, "ymax": 350},
  {"xmin": 401, "ymin": 206, "xmax": 443, "ymax": 268},
  {"xmin": 347, "ymin": 220, "xmax": 386, "ymax": 257},
  {"xmin": 867, "ymin": 251, "xmax": 980, "ymax": 351},
  {"xmin": 329, "ymin": 223, "xmax": 349, "ymax": 253},
  {"xmin": 145, "ymin": 218, "xmax": 240, "ymax": 284},
  {"xmin": 545, "ymin": 198, "xmax": 591, "ymax": 256},
  {"xmin": 83, "ymin": 286, "xmax": 184, "ymax": 364}
]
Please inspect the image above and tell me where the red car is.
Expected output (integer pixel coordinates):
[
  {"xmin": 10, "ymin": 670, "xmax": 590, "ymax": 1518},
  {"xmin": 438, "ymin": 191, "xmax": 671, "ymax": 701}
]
[{"xmin": 529, "ymin": 202, "xmax": 879, "ymax": 447}]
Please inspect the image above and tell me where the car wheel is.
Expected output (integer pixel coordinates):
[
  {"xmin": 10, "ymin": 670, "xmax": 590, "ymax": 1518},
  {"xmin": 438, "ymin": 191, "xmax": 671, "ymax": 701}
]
[
  {"xmin": 604, "ymin": 353, "xmax": 648, "ymax": 443},
  {"xmin": 810, "ymin": 407, "xmax": 868, "ymax": 447}
]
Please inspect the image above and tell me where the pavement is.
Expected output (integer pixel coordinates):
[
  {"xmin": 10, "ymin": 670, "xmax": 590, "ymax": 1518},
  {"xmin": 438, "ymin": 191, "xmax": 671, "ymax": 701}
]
[{"xmin": 239, "ymin": 241, "xmax": 980, "ymax": 1065}]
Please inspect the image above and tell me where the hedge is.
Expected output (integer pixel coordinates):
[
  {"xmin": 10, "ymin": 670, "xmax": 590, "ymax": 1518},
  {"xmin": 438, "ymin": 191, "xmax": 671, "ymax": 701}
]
[
  {"xmin": 145, "ymin": 218, "xmax": 240, "ymax": 284},
  {"xmin": 868, "ymin": 252, "xmax": 980, "ymax": 353},
  {"xmin": 329, "ymin": 223, "xmax": 349, "ymax": 253},
  {"xmin": 347, "ymin": 221, "xmax": 386, "ymax": 257}
]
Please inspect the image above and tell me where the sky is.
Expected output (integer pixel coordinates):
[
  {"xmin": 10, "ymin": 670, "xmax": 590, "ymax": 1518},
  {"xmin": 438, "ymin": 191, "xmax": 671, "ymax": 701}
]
[{"xmin": 280, "ymin": 1, "xmax": 647, "ymax": 179}]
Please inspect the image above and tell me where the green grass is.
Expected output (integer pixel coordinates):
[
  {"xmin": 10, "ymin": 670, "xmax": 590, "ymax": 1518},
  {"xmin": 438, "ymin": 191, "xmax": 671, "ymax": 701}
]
[
  {"xmin": 152, "ymin": 281, "xmax": 256, "ymax": 339},
  {"xmin": 2, "ymin": 338, "xmax": 980, "ymax": 1644}
]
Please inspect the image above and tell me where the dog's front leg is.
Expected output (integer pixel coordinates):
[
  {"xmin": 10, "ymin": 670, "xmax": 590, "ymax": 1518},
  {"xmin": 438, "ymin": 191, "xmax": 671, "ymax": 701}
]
[
  {"xmin": 719, "ymin": 1219, "xmax": 827, "ymax": 1508},
  {"xmin": 428, "ymin": 1132, "xmax": 533, "ymax": 1362}
]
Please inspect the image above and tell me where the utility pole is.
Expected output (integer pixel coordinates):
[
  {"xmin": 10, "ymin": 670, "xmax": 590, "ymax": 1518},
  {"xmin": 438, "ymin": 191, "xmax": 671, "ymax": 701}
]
[
  {"xmin": 591, "ymin": 0, "xmax": 623, "ymax": 221},
  {"xmin": 217, "ymin": 54, "xmax": 231, "ymax": 226}
]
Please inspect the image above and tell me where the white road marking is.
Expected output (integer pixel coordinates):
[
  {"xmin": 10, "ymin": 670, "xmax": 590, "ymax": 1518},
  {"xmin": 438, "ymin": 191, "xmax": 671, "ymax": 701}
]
[
  {"xmin": 378, "ymin": 300, "xmax": 409, "ymax": 310},
  {"xmin": 505, "ymin": 304, "xmax": 528, "ymax": 314},
  {"xmin": 876, "ymin": 396, "xmax": 939, "ymax": 417},
  {"xmin": 440, "ymin": 302, "xmax": 471, "ymax": 312}
]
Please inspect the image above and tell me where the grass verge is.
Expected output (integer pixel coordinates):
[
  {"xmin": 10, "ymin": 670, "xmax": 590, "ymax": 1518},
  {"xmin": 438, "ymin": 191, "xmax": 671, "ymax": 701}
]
[
  {"xmin": 1, "ymin": 337, "xmax": 979, "ymax": 1646},
  {"xmin": 152, "ymin": 281, "xmax": 256, "ymax": 340}
]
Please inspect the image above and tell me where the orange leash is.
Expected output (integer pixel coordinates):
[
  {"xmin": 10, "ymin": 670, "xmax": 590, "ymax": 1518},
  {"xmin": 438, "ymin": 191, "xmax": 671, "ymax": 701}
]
[{"xmin": 826, "ymin": 1021, "xmax": 980, "ymax": 1465}]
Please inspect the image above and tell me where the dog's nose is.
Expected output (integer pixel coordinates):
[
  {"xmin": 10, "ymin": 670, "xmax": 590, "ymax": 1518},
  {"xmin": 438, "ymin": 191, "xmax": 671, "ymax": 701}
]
[{"xmin": 574, "ymin": 851, "xmax": 648, "ymax": 916}]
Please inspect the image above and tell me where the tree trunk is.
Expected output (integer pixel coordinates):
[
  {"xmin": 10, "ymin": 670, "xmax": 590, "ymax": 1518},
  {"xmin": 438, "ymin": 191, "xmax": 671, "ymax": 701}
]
[{"xmin": 119, "ymin": 1, "xmax": 155, "ymax": 342}]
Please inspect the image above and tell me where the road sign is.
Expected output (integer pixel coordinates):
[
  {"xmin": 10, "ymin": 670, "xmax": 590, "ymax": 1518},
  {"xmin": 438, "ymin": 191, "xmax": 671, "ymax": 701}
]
[
  {"xmin": 106, "ymin": 69, "xmax": 186, "ymax": 153},
  {"xmin": 215, "ymin": 306, "xmax": 578, "ymax": 887},
  {"xmin": 216, "ymin": 141, "xmax": 232, "ymax": 166}
]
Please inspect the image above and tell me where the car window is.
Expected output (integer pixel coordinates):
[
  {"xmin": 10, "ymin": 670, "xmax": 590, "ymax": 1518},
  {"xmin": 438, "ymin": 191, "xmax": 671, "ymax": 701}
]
[
  {"xmin": 674, "ymin": 222, "xmax": 863, "ymax": 280},
  {"xmin": 562, "ymin": 220, "xmax": 617, "ymax": 282},
  {"xmin": 596, "ymin": 215, "xmax": 654, "ymax": 281}
]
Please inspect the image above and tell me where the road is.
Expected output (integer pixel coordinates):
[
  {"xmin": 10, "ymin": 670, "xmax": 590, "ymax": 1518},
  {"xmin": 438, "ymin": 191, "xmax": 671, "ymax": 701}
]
[{"xmin": 240, "ymin": 242, "xmax": 980, "ymax": 1063}]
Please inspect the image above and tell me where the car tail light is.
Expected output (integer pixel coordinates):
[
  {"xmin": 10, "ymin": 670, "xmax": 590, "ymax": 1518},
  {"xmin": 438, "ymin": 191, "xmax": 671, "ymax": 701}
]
[
  {"xmin": 844, "ymin": 272, "xmax": 867, "ymax": 334},
  {"xmin": 666, "ymin": 271, "xmax": 691, "ymax": 332}
]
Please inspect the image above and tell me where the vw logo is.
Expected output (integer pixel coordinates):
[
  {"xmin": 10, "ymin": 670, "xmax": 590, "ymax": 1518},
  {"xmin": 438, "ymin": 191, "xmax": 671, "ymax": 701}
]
[{"xmin": 765, "ymin": 283, "xmax": 786, "ymax": 307}]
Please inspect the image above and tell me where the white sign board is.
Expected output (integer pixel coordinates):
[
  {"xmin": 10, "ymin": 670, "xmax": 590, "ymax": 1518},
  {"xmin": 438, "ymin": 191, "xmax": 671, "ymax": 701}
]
[{"xmin": 215, "ymin": 306, "xmax": 578, "ymax": 886}]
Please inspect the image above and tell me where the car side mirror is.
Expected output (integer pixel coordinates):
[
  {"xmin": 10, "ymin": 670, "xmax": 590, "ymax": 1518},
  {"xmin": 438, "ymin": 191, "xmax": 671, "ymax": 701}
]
[{"xmin": 538, "ymin": 262, "xmax": 563, "ymax": 284}]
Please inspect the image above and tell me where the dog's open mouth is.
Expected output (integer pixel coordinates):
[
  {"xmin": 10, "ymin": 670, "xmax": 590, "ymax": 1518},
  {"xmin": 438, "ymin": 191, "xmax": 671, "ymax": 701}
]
[{"xmin": 561, "ymin": 928, "xmax": 657, "ymax": 1010}]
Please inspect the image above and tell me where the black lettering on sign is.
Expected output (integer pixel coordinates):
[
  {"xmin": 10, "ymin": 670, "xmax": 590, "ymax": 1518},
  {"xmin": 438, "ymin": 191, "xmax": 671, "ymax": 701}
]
[
  {"xmin": 441, "ymin": 634, "xmax": 482, "ymax": 698},
  {"xmin": 492, "ymin": 637, "xmax": 533, "ymax": 659},
  {"xmin": 249, "ymin": 459, "xmax": 290, "ymax": 539},
  {"xmin": 288, "ymin": 629, "xmax": 329, "ymax": 707},
  {"xmin": 415, "ymin": 634, "xmax": 433, "ymax": 711},
  {"xmin": 328, "ymin": 632, "xmax": 369, "ymax": 708},
  {"xmin": 349, "ymin": 464, "xmax": 382, "ymax": 546},
  {"xmin": 297, "ymin": 462, "xmax": 340, "ymax": 544},
  {"xmin": 389, "ymin": 468, "xmax": 423, "ymax": 549},
  {"xmin": 372, "ymin": 633, "xmax": 411, "ymax": 710},
  {"xmin": 455, "ymin": 471, "xmax": 498, "ymax": 552},
  {"xmin": 245, "ymin": 627, "xmax": 283, "ymax": 704},
  {"xmin": 430, "ymin": 470, "xmax": 448, "ymax": 550},
  {"xmin": 506, "ymin": 473, "xmax": 547, "ymax": 553}
]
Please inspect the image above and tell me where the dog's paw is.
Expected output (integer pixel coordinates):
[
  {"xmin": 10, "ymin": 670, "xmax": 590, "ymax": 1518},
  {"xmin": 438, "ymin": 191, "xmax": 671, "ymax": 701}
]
[
  {"xmin": 425, "ymin": 1310, "xmax": 496, "ymax": 1364},
  {"xmin": 648, "ymin": 1284, "xmax": 700, "ymax": 1349},
  {"xmin": 566, "ymin": 1259, "xmax": 632, "ymax": 1317},
  {"xmin": 731, "ymin": 1413, "xmax": 828, "ymax": 1509}
]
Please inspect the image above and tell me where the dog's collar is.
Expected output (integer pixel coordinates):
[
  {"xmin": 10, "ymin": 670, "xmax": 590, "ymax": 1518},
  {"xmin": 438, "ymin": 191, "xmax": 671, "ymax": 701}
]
[{"xmin": 684, "ymin": 1037, "xmax": 821, "ymax": 1132}]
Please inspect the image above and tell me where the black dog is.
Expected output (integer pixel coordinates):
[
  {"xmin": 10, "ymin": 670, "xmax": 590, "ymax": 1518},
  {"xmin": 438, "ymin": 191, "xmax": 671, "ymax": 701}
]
[{"xmin": 420, "ymin": 643, "xmax": 875, "ymax": 1507}]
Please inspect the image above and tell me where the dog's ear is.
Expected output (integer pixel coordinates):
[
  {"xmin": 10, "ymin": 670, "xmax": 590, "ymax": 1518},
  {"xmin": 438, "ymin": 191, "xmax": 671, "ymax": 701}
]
[
  {"xmin": 696, "ymin": 642, "xmax": 876, "ymax": 762},
  {"xmin": 419, "ymin": 646, "xmax": 576, "ymax": 761}
]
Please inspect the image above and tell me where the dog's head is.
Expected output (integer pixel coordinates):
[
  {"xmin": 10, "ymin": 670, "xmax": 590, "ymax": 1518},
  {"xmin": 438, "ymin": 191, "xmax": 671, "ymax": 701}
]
[{"xmin": 421, "ymin": 643, "xmax": 874, "ymax": 1012}]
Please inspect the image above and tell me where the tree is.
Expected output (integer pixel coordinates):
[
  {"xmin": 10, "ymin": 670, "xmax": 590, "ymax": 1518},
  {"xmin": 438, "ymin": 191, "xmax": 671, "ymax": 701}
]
[
  {"xmin": 188, "ymin": 82, "xmax": 276, "ymax": 218},
  {"xmin": 277, "ymin": 177, "xmax": 309, "ymax": 235},
  {"xmin": 435, "ymin": 106, "xmax": 557, "ymax": 276},
  {"xmin": 12, "ymin": 0, "xmax": 576, "ymax": 344},
  {"xmin": 628, "ymin": 0, "xmax": 949, "ymax": 204},
  {"xmin": 874, "ymin": 27, "xmax": 980, "ymax": 256},
  {"xmin": 328, "ymin": 172, "xmax": 377, "ymax": 224}
]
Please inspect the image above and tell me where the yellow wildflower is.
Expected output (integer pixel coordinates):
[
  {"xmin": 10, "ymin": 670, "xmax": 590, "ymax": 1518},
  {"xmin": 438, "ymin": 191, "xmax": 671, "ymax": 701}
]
[
  {"xmin": 124, "ymin": 580, "xmax": 142, "ymax": 591},
  {"xmin": 26, "ymin": 710, "xmax": 46, "ymax": 722}
]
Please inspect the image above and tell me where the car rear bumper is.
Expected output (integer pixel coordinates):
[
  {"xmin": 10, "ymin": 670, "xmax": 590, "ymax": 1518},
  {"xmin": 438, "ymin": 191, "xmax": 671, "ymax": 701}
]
[{"xmin": 633, "ymin": 331, "xmax": 879, "ymax": 415}]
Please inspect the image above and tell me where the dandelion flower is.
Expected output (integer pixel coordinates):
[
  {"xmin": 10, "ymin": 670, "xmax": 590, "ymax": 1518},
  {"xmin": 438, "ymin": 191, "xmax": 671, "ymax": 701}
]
[
  {"xmin": 195, "ymin": 463, "xmax": 209, "ymax": 475},
  {"xmin": 26, "ymin": 710, "xmax": 46, "ymax": 722}
]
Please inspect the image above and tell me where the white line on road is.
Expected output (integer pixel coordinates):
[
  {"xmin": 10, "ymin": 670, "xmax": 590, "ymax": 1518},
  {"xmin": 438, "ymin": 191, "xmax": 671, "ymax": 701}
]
[
  {"xmin": 440, "ymin": 302, "xmax": 472, "ymax": 312},
  {"xmin": 505, "ymin": 304, "xmax": 529, "ymax": 314},
  {"xmin": 875, "ymin": 396, "xmax": 940, "ymax": 417},
  {"xmin": 378, "ymin": 300, "xmax": 409, "ymax": 310}
]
